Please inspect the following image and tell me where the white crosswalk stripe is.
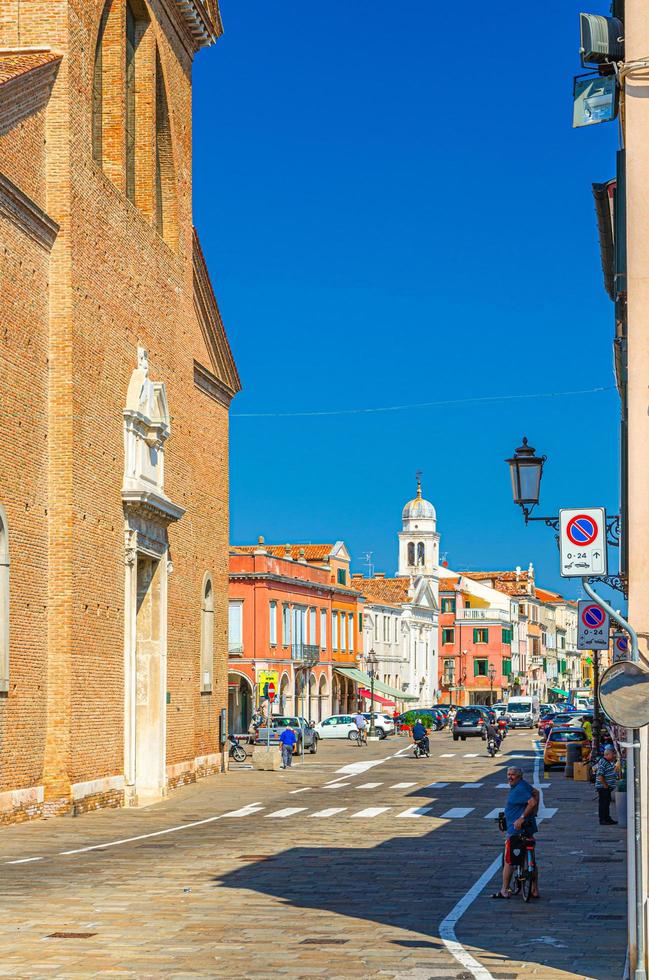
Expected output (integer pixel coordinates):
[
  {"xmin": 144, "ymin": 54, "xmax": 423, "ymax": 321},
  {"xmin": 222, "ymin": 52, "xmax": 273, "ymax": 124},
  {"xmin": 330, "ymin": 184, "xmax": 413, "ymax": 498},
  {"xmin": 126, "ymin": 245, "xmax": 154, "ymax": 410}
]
[
  {"xmin": 440, "ymin": 753, "xmax": 455, "ymax": 758},
  {"xmin": 357, "ymin": 782, "xmax": 382, "ymax": 789},
  {"xmin": 223, "ymin": 804, "xmax": 265, "ymax": 818},
  {"xmin": 398, "ymin": 806, "xmax": 434, "ymax": 819},
  {"xmin": 267, "ymin": 807, "xmax": 307, "ymax": 818},
  {"xmin": 425, "ymin": 782, "xmax": 448, "ymax": 789},
  {"xmin": 463, "ymin": 753, "xmax": 479, "ymax": 758},
  {"xmin": 484, "ymin": 808, "xmax": 502, "ymax": 819},
  {"xmin": 391, "ymin": 782, "xmax": 417, "ymax": 789},
  {"xmin": 351, "ymin": 807, "xmax": 391, "ymax": 818},
  {"xmin": 310, "ymin": 808, "xmax": 347, "ymax": 818},
  {"xmin": 441, "ymin": 807, "xmax": 474, "ymax": 819},
  {"xmin": 324, "ymin": 783, "xmax": 350, "ymax": 789},
  {"xmin": 461, "ymin": 782, "xmax": 483, "ymax": 789},
  {"xmin": 290, "ymin": 787, "xmax": 311, "ymax": 794},
  {"xmin": 497, "ymin": 782, "xmax": 550, "ymax": 789}
]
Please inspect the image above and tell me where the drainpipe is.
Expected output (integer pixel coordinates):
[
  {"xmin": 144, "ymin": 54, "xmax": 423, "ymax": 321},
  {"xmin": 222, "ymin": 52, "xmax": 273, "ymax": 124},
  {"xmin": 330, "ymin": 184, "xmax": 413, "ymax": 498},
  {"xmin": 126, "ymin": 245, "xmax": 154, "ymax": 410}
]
[{"xmin": 584, "ymin": 581, "xmax": 646, "ymax": 980}]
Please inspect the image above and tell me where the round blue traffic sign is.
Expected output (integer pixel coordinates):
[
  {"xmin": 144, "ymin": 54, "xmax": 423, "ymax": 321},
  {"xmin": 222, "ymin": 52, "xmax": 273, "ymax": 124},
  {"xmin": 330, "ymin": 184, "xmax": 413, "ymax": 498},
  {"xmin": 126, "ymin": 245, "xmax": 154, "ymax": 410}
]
[
  {"xmin": 582, "ymin": 604, "xmax": 605, "ymax": 629},
  {"xmin": 615, "ymin": 636, "xmax": 628, "ymax": 653},
  {"xmin": 567, "ymin": 514, "xmax": 598, "ymax": 547}
]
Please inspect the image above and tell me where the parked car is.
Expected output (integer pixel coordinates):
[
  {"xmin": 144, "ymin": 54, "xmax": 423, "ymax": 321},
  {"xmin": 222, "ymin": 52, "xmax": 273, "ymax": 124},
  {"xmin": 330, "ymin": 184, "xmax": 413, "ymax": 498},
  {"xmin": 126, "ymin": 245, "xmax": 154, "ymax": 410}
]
[
  {"xmin": 362, "ymin": 713, "xmax": 395, "ymax": 737},
  {"xmin": 543, "ymin": 727, "xmax": 590, "ymax": 768},
  {"xmin": 538, "ymin": 715, "xmax": 556, "ymax": 738},
  {"xmin": 452, "ymin": 707, "xmax": 488, "ymax": 740},
  {"xmin": 491, "ymin": 702, "xmax": 509, "ymax": 719},
  {"xmin": 314, "ymin": 713, "xmax": 392, "ymax": 740},
  {"xmin": 254, "ymin": 716, "xmax": 318, "ymax": 754},
  {"xmin": 506, "ymin": 695, "xmax": 540, "ymax": 728}
]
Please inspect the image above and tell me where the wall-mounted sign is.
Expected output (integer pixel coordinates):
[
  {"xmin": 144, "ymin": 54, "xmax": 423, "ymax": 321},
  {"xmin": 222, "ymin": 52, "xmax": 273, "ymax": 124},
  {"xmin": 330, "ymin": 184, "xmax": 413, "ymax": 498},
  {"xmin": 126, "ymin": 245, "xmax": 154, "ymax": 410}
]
[
  {"xmin": 573, "ymin": 74, "xmax": 617, "ymax": 128},
  {"xmin": 559, "ymin": 507, "xmax": 607, "ymax": 577},
  {"xmin": 577, "ymin": 599, "xmax": 610, "ymax": 650}
]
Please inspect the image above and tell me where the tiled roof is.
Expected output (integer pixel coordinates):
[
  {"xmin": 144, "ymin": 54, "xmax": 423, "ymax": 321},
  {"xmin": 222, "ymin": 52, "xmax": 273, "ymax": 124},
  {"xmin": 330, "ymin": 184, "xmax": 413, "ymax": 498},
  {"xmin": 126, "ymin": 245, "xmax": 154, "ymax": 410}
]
[
  {"xmin": 0, "ymin": 51, "xmax": 61, "ymax": 87},
  {"xmin": 352, "ymin": 576, "xmax": 411, "ymax": 605},
  {"xmin": 460, "ymin": 570, "xmax": 531, "ymax": 597},
  {"xmin": 439, "ymin": 576, "xmax": 461, "ymax": 590},
  {"xmin": 232, "ymin": 544, "xmax": 334, "ymax": 562},
  {"xmin": 535, "ymin": 587, "xmax": 566, "ymax": 603}
]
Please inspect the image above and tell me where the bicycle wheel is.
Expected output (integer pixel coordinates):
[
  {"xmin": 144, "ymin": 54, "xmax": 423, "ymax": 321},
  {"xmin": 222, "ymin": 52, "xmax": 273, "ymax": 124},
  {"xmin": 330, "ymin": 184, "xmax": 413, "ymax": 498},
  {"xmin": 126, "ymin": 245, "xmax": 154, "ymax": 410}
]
[
  {"xmin": 348, "ymin": 730, "xmax": 359, "ymax": 742},
  {"xmin": 510, "ymin": 872, "xmax": 522, "ymax": 895},
  {"xmin": 522, "ymin": 871, "xmax": 532, "ymax": 902}
]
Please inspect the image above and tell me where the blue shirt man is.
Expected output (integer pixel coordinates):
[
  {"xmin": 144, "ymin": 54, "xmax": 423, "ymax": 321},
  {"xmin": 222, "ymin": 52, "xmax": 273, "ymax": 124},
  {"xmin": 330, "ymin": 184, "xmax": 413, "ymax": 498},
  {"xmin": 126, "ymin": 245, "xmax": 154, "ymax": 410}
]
[
  {"xmin": 504, "ymin": 769, "xmax": 538, "ymax": 837},
  {"xmin": 279, "ymin": 727, "xmax": 297, "ymax": 768},
  {"xmin": 412, "ymin": 720, "xmax": 427, "ymax": 742}
]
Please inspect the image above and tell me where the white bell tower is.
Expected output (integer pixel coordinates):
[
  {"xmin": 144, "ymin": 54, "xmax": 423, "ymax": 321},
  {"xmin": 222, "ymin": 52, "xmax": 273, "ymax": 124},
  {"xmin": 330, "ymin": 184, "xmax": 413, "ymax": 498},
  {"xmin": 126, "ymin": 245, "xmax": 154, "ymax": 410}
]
[{"xmin": 398, "ymin": 474, "xmax": 440, "ymax": 577}]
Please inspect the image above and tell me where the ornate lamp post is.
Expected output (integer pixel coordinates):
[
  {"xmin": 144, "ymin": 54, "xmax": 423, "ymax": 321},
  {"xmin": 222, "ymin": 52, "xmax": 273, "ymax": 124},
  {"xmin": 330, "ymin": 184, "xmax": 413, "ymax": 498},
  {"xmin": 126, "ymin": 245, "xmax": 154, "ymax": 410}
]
[
  {"xmin": 488, "ymin": 663, "xmax": 497, "ymax": 707},
  {"xmin": 505, "ymin": 437, "xmax": 547, "ymax": 524},
  {"xmin": 367, "ymin": 648, "xmax": 378, "ymax": 738}
]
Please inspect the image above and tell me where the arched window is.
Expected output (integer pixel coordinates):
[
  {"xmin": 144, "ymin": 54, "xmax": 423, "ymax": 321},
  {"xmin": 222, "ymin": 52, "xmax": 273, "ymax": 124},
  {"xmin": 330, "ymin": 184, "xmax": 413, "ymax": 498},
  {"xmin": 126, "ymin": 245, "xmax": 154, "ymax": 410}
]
[
  {"xmin": 0, "ymin": 507, "xmax": 9, "ymax": 693},
  {"xmin": 155, "ymin": 49, "xmax": 178, "ymax": 247},
  {"xmin": 417, "ymin": 542, "xmax": 425, "ymax": 566},
  {"xmin": 92, "ymin": 1, "xmax": 111, "ymax": 164},
  {"xmin": 200, "ymin": 574, "xmax": 214, "ymax": 693},
  {"xmin": 407, "ymin": 542, "xmax": 415, "ymax": 566}
]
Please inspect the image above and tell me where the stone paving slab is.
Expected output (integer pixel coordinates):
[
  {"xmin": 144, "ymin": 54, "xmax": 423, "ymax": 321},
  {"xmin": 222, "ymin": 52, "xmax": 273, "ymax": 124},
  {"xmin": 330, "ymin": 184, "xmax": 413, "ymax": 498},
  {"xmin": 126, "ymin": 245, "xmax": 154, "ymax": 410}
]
[{"xmin": 0, "ymin": 733, "xmax": 629, "ymax": 978}]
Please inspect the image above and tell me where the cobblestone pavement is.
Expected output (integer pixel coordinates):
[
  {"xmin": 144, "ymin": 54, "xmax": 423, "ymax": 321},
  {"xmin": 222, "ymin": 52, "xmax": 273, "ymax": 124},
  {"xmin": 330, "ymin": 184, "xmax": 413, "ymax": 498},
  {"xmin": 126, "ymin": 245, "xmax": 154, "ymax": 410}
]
[{"xmin": 0, "ymin": 731, "xmax": 626, "ymax": 978}]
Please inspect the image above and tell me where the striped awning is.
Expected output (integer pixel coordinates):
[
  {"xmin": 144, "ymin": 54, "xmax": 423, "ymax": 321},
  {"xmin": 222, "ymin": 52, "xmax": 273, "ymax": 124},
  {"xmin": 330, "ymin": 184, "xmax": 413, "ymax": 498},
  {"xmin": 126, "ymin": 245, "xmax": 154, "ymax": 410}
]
[{"xmin": 334, "ymin": 666, "xmax": 419, "ymax": 702}]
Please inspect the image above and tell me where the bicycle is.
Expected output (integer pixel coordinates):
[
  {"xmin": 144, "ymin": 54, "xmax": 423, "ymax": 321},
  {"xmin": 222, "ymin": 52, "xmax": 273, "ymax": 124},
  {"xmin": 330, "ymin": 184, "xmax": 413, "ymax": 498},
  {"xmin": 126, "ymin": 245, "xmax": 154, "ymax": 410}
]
[
  {"xmin": 508, "ymin": 833, "xmax": 538, "ymax": 903},
  {"xmin": 349, "ymin": 728, "xmax": 367, "ymax": 746}
]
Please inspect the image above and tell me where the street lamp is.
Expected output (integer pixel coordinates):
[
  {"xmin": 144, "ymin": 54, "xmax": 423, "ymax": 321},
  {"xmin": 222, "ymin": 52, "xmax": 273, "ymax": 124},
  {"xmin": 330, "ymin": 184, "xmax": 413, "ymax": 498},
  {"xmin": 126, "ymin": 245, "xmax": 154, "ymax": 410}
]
[
  {"xmin": 505, "ymin": 437, "xmax": 546, "ymax": 523},
  {"xmin": 488, "ymin": 664, "xmax": 497, "ymax": 706},
  {"xmin": 367, "ymin": 648, "xmax": 378, "ymax": 738}
]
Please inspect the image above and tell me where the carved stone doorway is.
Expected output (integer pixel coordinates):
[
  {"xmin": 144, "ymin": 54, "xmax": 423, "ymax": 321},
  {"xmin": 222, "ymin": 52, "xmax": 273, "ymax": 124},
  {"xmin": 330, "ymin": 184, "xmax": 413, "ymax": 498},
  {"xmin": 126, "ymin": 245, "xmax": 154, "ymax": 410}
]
[{"xmin": 134, "ymin": 556, "xmax": 164, "ymax": 803}]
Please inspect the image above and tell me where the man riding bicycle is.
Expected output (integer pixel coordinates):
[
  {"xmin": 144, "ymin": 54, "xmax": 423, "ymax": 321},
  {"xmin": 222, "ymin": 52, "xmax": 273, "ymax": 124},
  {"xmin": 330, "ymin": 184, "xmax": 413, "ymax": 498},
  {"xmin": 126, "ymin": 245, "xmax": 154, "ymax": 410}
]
[
  {"xmin": 493, "ymin": 766, "xmax": 540, "ymax": 900},
  {"xmin": 412, "ymin": 718, "xmax": 429, "ymax": 754},
  {"xmin": 353, "ymin": 711, "xmax": 367, "ymax": 744}
]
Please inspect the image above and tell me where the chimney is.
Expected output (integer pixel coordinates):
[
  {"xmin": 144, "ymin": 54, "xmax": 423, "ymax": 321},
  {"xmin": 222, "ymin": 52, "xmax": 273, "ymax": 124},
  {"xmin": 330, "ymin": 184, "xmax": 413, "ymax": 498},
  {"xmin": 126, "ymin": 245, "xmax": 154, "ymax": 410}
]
[
  {"xmin": 515, "ymin": 565, "xmax": 521, "ymax": 581},
  {"xmin": 284, "ymin": 543, "xmax": 293, "ymax": 561},
  {"xmin": 254, "ymin": 534, "xmax": 267, "ymax": 556},
  {"xmin": 297, "ymin": 547, "xmax": 307, "ymax": 564}
]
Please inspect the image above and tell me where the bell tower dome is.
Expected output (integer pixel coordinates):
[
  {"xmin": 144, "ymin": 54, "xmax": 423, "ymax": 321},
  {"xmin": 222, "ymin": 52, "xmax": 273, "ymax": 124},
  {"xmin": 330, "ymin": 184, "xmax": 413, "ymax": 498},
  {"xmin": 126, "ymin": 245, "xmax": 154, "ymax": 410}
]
[{"xmin": 398, "ymin": 474, "xmax": 440, "ymax": 576}]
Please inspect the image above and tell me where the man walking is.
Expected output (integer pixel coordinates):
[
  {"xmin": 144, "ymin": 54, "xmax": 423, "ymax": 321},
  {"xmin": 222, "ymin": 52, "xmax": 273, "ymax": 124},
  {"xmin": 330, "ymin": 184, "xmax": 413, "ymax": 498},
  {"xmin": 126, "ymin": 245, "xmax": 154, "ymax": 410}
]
[
  {"xmin": 493, "ymin": 766, "xmax": 540, "ymax": 899},
  {"xmin": 279, "ymin": 725, "xmax": 297, "ymax": 768},
  {"xmin": 595, "ymin": 745, "xmax": 618, "ymax": 825}
]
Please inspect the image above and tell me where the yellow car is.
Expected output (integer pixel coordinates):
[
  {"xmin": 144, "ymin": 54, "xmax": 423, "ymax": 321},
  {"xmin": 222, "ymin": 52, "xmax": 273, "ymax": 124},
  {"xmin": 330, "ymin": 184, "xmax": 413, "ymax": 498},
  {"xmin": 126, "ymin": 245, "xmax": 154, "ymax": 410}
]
[{"xmin": 543, "ymin": 727, "xmax": 590, "ymax": 768}]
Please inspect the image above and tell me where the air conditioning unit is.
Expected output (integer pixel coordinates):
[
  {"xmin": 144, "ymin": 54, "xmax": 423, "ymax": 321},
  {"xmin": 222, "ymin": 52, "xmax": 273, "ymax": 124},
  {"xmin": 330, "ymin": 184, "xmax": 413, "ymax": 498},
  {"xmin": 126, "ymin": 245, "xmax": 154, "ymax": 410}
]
[{"xmin": 580, "ymin": 13, "xmax": 624, "ymax": 67}]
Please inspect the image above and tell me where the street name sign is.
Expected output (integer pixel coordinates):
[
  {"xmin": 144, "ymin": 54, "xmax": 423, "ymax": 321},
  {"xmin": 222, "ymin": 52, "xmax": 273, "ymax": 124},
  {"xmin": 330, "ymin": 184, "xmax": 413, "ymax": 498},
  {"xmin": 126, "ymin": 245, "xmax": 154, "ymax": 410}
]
[
  {"xmin": 613, "ymin": 632, "xmax": 629, "ymax": 662},
  {"xmin": 577, "ymin": 599, "xmax": 610, "ymax": 650},
  {"xmin": 559, "ymin": 507, "xmax": 607, "ymax": 577}
]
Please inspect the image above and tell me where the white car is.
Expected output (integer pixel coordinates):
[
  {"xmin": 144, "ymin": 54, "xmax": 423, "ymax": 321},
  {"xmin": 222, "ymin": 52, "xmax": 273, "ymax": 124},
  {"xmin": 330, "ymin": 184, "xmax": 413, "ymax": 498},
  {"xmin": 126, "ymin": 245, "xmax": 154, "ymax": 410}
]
[{"xmin": 314, "ymin": 713, "xmax": 392, "ymax": 740}]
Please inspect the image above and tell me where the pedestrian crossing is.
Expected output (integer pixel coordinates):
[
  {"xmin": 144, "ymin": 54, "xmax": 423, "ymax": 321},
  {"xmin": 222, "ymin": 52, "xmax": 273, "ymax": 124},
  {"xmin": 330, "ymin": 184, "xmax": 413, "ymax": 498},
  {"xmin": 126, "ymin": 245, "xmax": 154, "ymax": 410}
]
[{"xmin": 221, "ymin": 802, "xmax": 550, "ymax": 822}]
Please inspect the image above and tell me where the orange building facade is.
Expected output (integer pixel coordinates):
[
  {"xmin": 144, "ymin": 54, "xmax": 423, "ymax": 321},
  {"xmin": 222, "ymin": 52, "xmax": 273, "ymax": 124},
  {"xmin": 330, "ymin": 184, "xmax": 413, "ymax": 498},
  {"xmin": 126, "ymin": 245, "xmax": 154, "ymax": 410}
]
[{"xmin": 228, "ymin": 541, "xmax": 363, "ymax": 732}]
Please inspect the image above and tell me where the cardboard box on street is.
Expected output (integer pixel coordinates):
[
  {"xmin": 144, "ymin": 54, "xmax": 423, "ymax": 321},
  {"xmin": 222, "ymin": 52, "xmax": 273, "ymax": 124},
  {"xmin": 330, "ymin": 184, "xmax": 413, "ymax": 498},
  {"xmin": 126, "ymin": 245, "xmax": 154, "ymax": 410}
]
[{"xmin": 573, "ymin": 761, "xmax": 589, "ymax": 781}]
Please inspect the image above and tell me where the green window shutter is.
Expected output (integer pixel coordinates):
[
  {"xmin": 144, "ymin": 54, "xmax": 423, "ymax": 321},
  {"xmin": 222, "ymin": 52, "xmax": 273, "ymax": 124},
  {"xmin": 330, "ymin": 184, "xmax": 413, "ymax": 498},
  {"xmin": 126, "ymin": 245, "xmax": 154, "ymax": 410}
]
[
  {"xmin": 473, "ymin": 659, "xmax": 480, "ymax": 677},
  {"xmin": 503, "ymin": 659, "xmax": 511, "ymax": 677},
  {"xmin": 473, "ymin": 628, "xmax": 479, "ymax": 643},
  {"xmin": 542, "ymin": 657, "xmax": 547, "ymax": 671},
  {"xmin": 358, "ymin": 613, "xmax": 363, "ymax": 630}
]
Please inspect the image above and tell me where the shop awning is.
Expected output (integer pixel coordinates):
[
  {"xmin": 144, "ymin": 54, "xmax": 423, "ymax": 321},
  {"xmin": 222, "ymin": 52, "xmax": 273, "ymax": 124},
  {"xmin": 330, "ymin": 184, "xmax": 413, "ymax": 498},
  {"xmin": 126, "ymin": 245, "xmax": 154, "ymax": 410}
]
[
  {"xmin": 358, "ymin": 687, "xmax": 395, "ymax": 708},
  {"xmin": 335, "ymin": 666, "xmax": 419, "ymax": 702},
  {"xmin": 548, "ymin": 686, "xmax": 570, "ymax": 698}
]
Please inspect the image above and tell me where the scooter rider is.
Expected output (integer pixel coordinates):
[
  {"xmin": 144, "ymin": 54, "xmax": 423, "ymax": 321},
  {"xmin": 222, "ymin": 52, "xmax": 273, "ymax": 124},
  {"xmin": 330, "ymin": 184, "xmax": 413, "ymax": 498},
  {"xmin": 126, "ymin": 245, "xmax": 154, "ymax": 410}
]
[
  {"xmin": 485, "ymin": 719, "xmax": 501, "ymax": 752},
  {"xmin": 412, "ymin": 718, "xmax": 429, "ymax": 755}
]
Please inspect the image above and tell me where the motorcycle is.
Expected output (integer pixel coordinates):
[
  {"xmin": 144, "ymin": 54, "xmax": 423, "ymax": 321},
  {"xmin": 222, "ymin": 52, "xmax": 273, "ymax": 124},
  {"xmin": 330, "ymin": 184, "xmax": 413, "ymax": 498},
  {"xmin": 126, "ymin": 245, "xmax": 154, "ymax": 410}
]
[
  {"xmin": 228, "ymin": 734, "xmax": 247, "ymax": 763},
  {"xmin": 497, "ymin": 718, "xmax": 508, "ymax": 741},
  {"xmin": 487, "ymin": 736, "xmax": 499, "ymax": 758},
  {"xmin": 413, "ymin": 736, "xmax": 430, "ymax": 758}
]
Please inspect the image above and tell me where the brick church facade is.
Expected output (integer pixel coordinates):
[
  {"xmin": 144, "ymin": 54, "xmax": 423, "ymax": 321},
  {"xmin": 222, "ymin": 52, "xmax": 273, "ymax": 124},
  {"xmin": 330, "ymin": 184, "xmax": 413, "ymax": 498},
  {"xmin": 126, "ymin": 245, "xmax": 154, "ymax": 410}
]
[{"xmin": 0, "ymin": 0, "xmax": 240, "ymax": 823}]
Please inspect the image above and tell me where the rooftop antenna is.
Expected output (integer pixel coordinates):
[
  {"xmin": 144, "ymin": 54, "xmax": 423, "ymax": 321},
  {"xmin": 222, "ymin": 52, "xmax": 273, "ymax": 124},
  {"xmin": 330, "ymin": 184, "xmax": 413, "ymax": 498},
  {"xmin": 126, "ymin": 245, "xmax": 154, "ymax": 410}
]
[{"xmin": 361, "ymin": 551, "xmax": 374, "ymax": 578}]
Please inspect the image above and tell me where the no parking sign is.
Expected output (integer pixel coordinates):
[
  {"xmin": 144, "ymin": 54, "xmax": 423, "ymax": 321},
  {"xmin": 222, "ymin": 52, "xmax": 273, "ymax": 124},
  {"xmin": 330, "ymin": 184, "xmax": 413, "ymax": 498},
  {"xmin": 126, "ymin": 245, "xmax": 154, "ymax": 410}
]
[
  {"xmin": 577, "ymin": 599, "xmax": 610, "ymax": 650},
  {"xmin": 559, "ymin": 508, "xmax": 607, "ymax": 577},
  {"xmin": 612, "ymin": 631, "xmax": 630, "ymax": 662}
]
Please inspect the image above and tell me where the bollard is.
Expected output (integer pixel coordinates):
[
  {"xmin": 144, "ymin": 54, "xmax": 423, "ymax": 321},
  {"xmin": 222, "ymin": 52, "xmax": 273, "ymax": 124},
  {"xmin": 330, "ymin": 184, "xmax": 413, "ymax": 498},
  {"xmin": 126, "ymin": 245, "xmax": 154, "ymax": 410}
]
[{"xmin": 565, "ymin": 742, "xmax": 581, "ymax": 778}]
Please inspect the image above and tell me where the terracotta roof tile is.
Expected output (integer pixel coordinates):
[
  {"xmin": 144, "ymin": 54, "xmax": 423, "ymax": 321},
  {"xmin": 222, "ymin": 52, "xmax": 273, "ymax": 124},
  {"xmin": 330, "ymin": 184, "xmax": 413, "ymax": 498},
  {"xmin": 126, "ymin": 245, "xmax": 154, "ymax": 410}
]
[
  {"xmin": 352, "ymin": 576, "xmax": 411, "ymax": 605},
  {"xmin": 0, "ymin": 50, "xmax": 61, "ymax": 87},
  {"xmin": 231, "ymin": 543, "xmax": 334, "ymax": 562}
]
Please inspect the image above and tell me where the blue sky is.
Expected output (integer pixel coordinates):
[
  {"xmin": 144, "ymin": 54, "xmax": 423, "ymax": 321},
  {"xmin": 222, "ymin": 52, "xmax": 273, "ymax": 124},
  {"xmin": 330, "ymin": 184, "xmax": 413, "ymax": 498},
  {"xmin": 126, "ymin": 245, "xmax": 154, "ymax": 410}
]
[{"xmin": 193, "ymin": 1, "xmax": 620, "ymax": 599}]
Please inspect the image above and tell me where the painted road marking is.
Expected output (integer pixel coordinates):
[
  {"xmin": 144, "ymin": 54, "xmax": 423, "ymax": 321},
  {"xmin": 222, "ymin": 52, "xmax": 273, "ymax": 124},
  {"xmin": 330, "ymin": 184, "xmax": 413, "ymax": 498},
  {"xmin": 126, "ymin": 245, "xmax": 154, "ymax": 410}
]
[
  {"xmin": 398, "ymin": 806, "xmax": 434, "ymax": 819},
  {"xmin": 267, "ymin": 807, "xmax": 307, "ymax": 819},
  {"xmin": 5, "ymin": 857, "xmax": 44, "ymax": 864},
  {"xmin": 441, "ymin": 753, "xmax": 456, "ymax": 758},
  {"xmin": 484, "ymin": 808, "xmax": 501, "ymax": 820},
  {"xmin": 357, "ymin": 782, "xmax": 382, "ymax": 789},
  {"xmin": 441, "ymin": 808, "xmax": 474, "ymax": 819},
  {"xmin": 222, "ymin": 804, "xmax": 266, "ymax": 818},
  {"xmin": 391, "ymin": 782, "xmax": 417, "ymax": 788},
  {"xmin": 463, "ymin": 753, "xmax": 479, "ymax": 758},
  {"xmin": 351, "ymin": 807, "xmax": 391, "ymax": 818},
  {"xmin": 497, "ymin": 782, "xmax": 550, "ymax": 789},
  {"xmin": 324, "ymin": 783, "xmax": 350, "ymax": 790},
  {"xmin": 310, "ymin": 808, "xmax": 347, "ymax": 818},
  {"xmin": 461, "ymin": 782, "xmax": 484, "ymax": 789},
  {"xmin": 541, "ymin": 807, "xmax": 558, "ymax": 819},
  {"xmin": 290, "ymin": 787, "xmax": 311, "ymax": 794},
  {"xmin": 425, "ymin": 782, "xmax": 449, "ymax": 789}
]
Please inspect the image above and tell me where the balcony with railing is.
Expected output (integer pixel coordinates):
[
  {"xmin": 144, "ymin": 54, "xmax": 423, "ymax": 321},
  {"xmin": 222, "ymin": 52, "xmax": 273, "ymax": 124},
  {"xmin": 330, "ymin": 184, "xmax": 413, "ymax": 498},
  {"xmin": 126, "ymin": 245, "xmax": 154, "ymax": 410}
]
[{"xmin": 456, "ymin": 607, "xmax": 511, "ymax": 624}]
